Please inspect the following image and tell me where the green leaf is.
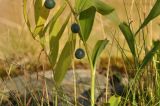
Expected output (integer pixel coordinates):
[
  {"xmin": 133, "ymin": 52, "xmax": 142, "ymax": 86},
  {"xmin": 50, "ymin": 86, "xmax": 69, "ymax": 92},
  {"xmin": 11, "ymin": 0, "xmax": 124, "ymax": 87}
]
[
  {"xmin": 54, "ymin": 37, "xmax": 76, "ymax": 86},
  {"xmin": 23, "ymin": 0, "xmax": 31, "ymax": 32},
  {"xmin": 93, "ymin": 0, "xmax": 114, "ymax": 15},
  {"xmin": 119, "ymin": 22, "xmax": 136, "ymax": 57},
  {"xmin": 35, "ymin": 6, "xmax": 50, "ymax": 47},
  {"xmin": 75, "ymin": 0, "xmax": 114, "ymax": 15},
  {"xmin": 139, "ymin": 41, "xmax": 160, "ymax": 70},
  {"xmin": 108, "ymin": 95, "xmax": 121, "ymax": 106},
  {"xmin": 38, "ymin": 4, "xmax": 66, "ymax": 48},
  {"xmin": 79, "ymin": 6, "xmax": 96, "ymax": 41},
  {"xmin": 105, "ymin": 11, "xmax": 121, "ymax": 26},
  {"xmin": 136, "ymin": 0, "xmax": 160, "ymax": 34},
  {"xmin": 92, "ymin": 39, "xmax": 109, "ymax": 68},
  {"xmin": 75, "ymin": 0, "xmax": 93, "ymax": 13},
  {"xmin": 49, "ymin": 37, "xmax": 59, "ymax": 67},
  {"xmin": 34, "ymin": 0, "xmax": 43, "ymax": 24},
  {"xmin": 49, "ymin": 3, "xmax": 67, "ymax": 35},
  {"xmin": 33, "ymin": 2, "xmax": 50, "ymax": 36},
  {"xmin": 23, "ymin": 0, "xmax": 27, "ymax": 22},
  {"xmin": 49, "ymin": 14, "xmax": 71, "ymax": 67},
  {"xmin": 37, "ymin": 3, "xmax": 66, "ymax": 39},
  {"xmin": 38, "ymin": 29, "xmax": 47, "ymax": 48}
]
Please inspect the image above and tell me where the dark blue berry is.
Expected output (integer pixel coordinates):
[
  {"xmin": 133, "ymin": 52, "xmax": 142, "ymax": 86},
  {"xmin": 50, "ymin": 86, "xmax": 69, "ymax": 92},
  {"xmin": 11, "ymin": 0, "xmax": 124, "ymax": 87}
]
[
  {"xmin": 71, "ymin": 23, "xmax": 80, "ymax": 33},
  {"xmin": 44, "ymin": 0, "xmax": 55, "ymax": 9},
  {"xmin": 75, "ymin": 48, "xmax": 85, "ymax": 59}
]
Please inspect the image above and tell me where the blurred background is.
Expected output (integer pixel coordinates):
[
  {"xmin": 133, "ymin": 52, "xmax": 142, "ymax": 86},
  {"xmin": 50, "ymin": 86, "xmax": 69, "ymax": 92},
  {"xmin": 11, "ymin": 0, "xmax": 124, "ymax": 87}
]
[{"xmin": 0, "ymin": 0, "xmax": 160, "ymax": 76}]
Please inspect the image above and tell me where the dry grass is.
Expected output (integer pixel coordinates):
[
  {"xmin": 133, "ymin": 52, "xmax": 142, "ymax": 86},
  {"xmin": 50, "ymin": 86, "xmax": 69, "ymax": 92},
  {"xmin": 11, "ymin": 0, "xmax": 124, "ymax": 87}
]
[{"xmin": 0, "ymin": 0, "xmax": 160, "ymax": 73}]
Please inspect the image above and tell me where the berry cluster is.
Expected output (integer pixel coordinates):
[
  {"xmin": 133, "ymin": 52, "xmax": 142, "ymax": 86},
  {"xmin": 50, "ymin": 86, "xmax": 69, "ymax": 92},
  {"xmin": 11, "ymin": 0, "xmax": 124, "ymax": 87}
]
[{"xmin": 71, "ymin": 23, "xmax": 85, "ymax": 59}]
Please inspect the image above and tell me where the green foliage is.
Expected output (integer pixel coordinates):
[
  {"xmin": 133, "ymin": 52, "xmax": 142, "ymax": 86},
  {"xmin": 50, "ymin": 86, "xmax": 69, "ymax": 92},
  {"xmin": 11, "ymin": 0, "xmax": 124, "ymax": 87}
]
[
  {"xmin": 49, "ymin": 14, "xmax": 71, "ymax": 67},
  {"xmin": 92, "ymin": 39, "xmax": 109, "ymax": 68},
  {"xmin": 34, "ymin": 0, "xmax": 43, "ymax": 24},
  {"xmin": 39, "ymin": 4, "xmax": 66, "ymax": 48},
  {"xmin": 79, "ymin": 6, "xmax": 96, "ymax": 41},
  {"xmin": 54, "ymin": 36, "xmax": 76, "ymax": 86},
  {"xmin": 20, "ymin": 0, "xmax": 160, "ymax": 105},
  {"xmin": 33, "ymin": 0, "xmax": 50, "ymax": 37},
  {"xmin": 75, "ymin": 0, "xmax": 93, "ymax": 13},
  {"xmin": 23, "ymin": 0, "xmax": 31, "ymax": 32},
  {"xmin": 119, "ymin": 22, "xmax": 136, "ymax": 57},
  {"xmin": 23, "ymin": 0, "xmax": 115, "ymax": 105},
  {"xmin": 153, "ymin": 41, "xmax": 160, "ymax": 75},
  {"xmin": 136, "ymin": 0, "xmax": 160, "ymax": 34},
  {"xmin": 49, "ymin": 3, "xmax": 67, "ymax": 35},
  {"xmin": 108, "ymin": 95, "xmax": 121, "ymax": 106},
  {"xmin": 75, "ymin": 0, "xmax": 114, "ymax": 15},
  {"xmin": 93, "ymin": 0, "xmax": 114, "ymax": 15},
  {"xmin": 78, "ymin": 0, "xmax": 114, "ymax": 41},
  {"xmin": 139, "ymin": 40, "xmax": 160, "ymax": 70}
]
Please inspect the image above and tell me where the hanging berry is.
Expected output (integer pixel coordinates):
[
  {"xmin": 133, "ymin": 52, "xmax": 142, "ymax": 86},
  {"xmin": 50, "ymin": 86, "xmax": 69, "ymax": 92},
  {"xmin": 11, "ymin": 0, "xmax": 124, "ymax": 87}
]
[
  {"xmin": 44, "ymin": 0, "xmax": 56, "ymax": 9},
  {"xmin": 71, "ymin": 23, "xmax": 80, "ymax": 33},
  {"xmin": 75, "ymin": 48, "xmax": 85, "ymax": 59}
]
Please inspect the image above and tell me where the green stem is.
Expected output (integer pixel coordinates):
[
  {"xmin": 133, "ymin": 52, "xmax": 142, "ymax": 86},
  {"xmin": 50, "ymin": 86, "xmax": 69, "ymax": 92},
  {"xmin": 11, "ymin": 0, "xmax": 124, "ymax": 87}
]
[
  {"xmin": 65, "ymin": 0, "xmax": 95, "ymax": 105},
  {"xmin": 91, "ymin": 68, "xmax": 96, "ymax": 106},
  {"xmin": 72, "ymin": 36, "xmax": 77, "ymax": 106},
  {"xmin": 55, "ymin": 93, "xmax": 58, "ymax": 106},
  {"xmin": 83, "ymin": 42, "xmax": 95, "ymax": 106}
]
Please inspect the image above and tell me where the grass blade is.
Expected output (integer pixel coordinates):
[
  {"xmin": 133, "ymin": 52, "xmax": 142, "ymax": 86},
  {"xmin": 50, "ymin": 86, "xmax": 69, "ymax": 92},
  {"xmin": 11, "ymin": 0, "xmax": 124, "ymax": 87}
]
[
  {"xmin": 136, "ymin": 0, "xmax": 160, "ymax": 34},
  {"xmin": 153, "ymin": 40, "xmax": 160, "ymax": 75},
  {"xmin": 79, "ymin": 6, "xmax": 96, "ymax": 41},
  {"xmin": 119, "ymin": 22, "xmax": 136, "ymax": 57},
  {"xmin": 139, "ymin": 40, "xmax": 160, "ymax": 70}
]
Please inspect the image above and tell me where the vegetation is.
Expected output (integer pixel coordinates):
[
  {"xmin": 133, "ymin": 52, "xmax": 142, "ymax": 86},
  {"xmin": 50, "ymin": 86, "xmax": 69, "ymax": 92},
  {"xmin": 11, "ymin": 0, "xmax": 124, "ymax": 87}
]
[{"xmin": 0, "ymin": 0, "xmax": 160, "ymax": 105}]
